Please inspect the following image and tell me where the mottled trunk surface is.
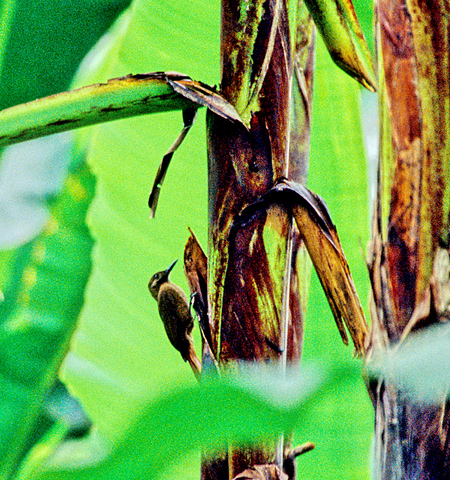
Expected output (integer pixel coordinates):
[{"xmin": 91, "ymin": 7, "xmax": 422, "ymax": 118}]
[
  {"xmin": 204, "ymin": 1, "xmax": 315, "ymax": 478},
  {"xmin": 195, "ymin": 0, "xmax": 373, "ymax": 478},
  {"xmin": 367, "ymin": 0, "xmax": 450, "ymax": 477}
]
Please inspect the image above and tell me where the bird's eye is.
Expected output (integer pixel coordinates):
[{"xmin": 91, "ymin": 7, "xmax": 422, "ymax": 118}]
[{"xmin": 151, "ymin": 272, "xmax": 162, "ymax": 283}]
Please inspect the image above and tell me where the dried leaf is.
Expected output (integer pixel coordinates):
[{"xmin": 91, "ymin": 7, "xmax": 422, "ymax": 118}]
[
  {"xmin": 184, "ymin": 228, "xmax": 214, "ymax": 354},
  {"xmin": 168, "ymin": 75, "xmax": 244, "ymax": 124},
  {"xmin": 238, "ymin": 179, "xmax": 368, "ymax": 354},
  {"xmin": 184, "ymin": 228, "xmax": 208, "ymax": 302},
  {"xmin": 233, "ymin": 464, "xmax": 288, "ymax": 480},
  {"xmin": 148, "ymin": 109, "xmax": 197, "ymax": 218}
]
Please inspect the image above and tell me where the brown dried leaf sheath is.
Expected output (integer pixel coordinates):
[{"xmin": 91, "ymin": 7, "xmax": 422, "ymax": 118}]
[
  {"xmin": 238, "ymin": 180, "xmax": 368, "ymax": 355},
  {"xmin": 183, "ymin": 229, "xmax": 214, "ymax": 351}
]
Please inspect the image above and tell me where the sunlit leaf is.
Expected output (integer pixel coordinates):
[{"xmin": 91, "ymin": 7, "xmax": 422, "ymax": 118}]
[{"xmin": 304, "ymin": 0, "xmax": 376, "ymax": 91}]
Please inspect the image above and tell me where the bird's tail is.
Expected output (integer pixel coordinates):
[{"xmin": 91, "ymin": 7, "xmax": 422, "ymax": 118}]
[{"xmin": 186, "ymin": 340, "xmax": 202, "ymax": 381}]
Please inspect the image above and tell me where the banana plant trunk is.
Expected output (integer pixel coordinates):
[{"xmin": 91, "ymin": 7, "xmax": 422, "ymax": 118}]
[
  {"xmin": 203, "ymin": 0, "xmax": 315, "ymax": 478},
  {"xmin": 367, "ymin": 0, "xmax": 450, "ymax": 477}
]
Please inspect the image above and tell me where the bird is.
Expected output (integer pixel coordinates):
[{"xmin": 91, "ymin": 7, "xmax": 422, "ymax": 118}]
[{"xmin": 148, "ymin": 259, "xmax": 201, "ymax": 379}]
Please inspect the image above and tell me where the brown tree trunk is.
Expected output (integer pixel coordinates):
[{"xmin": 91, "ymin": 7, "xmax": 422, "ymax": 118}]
[
  {"xmin": 202, "ymin": 1, "xmax": 315, "ymax": 478},
  {"xmin": 367, "ymin": 0, "xmax": 450, "ymax": 477},
  {"xmin": 196, "ymin": 1, "xmax": 373, "ymax": 478}
]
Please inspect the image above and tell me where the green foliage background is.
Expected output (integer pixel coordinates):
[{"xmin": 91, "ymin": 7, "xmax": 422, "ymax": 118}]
[{"xmin": 0, "ymin": 0, "xmax": 375, "ymax": 478}]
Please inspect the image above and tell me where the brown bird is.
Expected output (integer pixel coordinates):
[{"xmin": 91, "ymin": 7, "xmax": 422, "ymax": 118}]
[{"xmin": 148, "ymin": 260, "xmax": 201, "ymax": 379}]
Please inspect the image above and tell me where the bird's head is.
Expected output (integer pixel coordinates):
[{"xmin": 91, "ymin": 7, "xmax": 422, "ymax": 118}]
[{"xmin": 148, "ymin": 259, "xmax": 178, "ymax": 299}]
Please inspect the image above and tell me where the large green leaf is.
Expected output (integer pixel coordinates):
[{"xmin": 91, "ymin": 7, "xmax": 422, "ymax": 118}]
[
  {"xmin": 33, "ymin": 363, "xmax": 359, "ymax": 480},
  {"xmin": 0, "ymin": 3, "xmax": 127, "ymax": 478},
  {"xmin": 0, "ymin": 0, "xmax": 129, "ymax": 283},
  {"xmin": 0, "ymin": 0, "xmax": 130, "ymax": 110},
  {"xmin": 59, "ymin": 0, "xmax": 221, "ymax": 463}
]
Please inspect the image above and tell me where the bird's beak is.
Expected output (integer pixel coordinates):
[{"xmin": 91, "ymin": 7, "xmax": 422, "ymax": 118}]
[{"xmin": 163, "ymin": 259, "xmax": 178, "ymax": 279}]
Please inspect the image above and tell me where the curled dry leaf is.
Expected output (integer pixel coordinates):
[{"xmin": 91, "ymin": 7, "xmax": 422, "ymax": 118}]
[
  {"xmin": 237, "ymin": 179, "xmax": 368, "ymax": 355},
  {"xmin": 184, "ymin": 228, "xmax": 208, "ymax": 304},
  {"xmin": 233, "ymin": 464, "xmax": 289, "ymax": 480},
  {"xmin": 168, "ymin": 75, "xmax": 244, "ymax": 124}
]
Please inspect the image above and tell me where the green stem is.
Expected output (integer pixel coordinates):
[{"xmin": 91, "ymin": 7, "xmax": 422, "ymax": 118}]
[{"xmin": 0, "ymin": 73, "xmax": 194, "ymax": 148}]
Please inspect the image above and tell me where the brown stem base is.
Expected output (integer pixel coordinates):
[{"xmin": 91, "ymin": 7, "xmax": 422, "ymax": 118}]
[{"xmin": 371, "ymin": 381, "xmax": 450, "ymax": 479}]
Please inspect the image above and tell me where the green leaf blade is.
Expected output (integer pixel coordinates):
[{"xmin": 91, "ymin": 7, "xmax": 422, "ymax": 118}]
[
  {"xmin": 33, "ymin": 362, "xmax": 348, "ymax": 480},
  {"xmin": 304, "ymin": 0, "xmax": 376, "ymax": 91}
]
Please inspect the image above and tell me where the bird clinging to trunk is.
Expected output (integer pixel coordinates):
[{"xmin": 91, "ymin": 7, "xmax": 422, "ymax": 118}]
[{"xmin": 148, "ymin": 260, "xmax": 201, "ymax": 379}]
